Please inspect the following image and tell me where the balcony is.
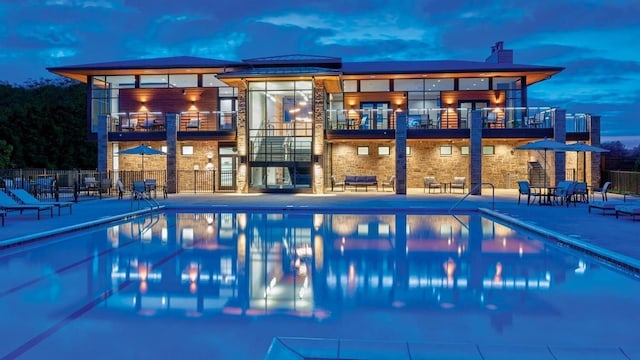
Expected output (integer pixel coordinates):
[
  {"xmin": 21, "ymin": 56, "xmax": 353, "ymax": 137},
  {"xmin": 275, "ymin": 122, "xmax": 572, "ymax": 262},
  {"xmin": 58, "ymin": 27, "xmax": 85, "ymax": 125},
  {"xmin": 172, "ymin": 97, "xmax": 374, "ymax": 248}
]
[{"xmin": 108, "ymin": 111, "xmax": 237, "ymax": 133}]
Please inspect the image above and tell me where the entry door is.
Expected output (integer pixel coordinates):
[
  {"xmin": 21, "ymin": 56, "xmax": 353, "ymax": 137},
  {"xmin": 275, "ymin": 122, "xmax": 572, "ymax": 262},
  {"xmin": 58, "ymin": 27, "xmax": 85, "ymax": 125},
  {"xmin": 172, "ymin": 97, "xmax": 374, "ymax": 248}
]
[
  {"xmin": 361, "ymin": 102, "xmax": 390, "ymax": 129},
  {"xmin": 219, "ymin": 154, "xmax": 237, "ymax": 191},
  {"xmin": 458, "ymin": 101, "xmax": 489, "ymax": 128}
]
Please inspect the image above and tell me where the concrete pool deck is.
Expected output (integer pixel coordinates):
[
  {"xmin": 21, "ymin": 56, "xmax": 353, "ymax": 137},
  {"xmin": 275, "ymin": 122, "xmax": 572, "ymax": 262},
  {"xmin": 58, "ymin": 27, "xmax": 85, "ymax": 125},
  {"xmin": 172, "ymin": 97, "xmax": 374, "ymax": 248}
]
[{"xmin": 1, "ymin": 188, "xmax": 639, "ymax": 272}]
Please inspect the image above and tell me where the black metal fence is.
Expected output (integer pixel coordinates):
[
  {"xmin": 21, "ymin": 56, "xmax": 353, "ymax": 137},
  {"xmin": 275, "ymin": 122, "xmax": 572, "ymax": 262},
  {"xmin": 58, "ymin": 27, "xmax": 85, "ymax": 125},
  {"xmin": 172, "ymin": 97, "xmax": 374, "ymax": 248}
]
[
  {"xmin": 605, "ymin": 170, "xmax": 640, "ymax": 195},
  {"xmin": 1, "ymin": 168, "xmax": 236, "ymax": 202}
]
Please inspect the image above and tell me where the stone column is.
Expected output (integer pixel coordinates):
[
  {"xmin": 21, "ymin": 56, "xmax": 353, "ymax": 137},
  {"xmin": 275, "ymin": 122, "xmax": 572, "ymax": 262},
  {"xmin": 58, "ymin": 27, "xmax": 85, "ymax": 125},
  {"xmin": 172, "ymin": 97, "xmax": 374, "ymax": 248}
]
[
  {"xmin": 553, "ymin": 109, "xmax": 567, "ymax": 184},
  {"xmin": 589, "ymin": 115, "xmax": 602, "ymax": 187},
  {"xmin": 236, "ymin": 85, "xmax": 248, "ymax": 193},
  {"xmin": 395, "ymin": 111, "xmax": 407, "ymax": 194},
  {"xmin": 165, "ymin": 113, "xmax": 178, "ymax": 194},
  {"xmin": 469, "ymin": 110, "xmax": 482, "ymax": 195},
  {"xmin": 97, "ymin": 115, "xmax": 108, "ymax": 174},
  {"xmin": 313, "ymin": 79, "xmax": 325, "ymax": 194}
]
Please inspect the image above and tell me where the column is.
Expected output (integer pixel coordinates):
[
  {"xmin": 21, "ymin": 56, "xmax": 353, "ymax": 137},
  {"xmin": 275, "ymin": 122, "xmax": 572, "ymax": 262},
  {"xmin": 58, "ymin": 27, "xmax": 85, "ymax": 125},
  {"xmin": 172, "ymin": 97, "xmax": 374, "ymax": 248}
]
[
  {"xmin": 553, "ymin": 109, "xmax": 566, "ymax": 184},
  {"xmin": 589, "ymin": 115, "xmax": 602, "ymax": 187},
  {"xmin": 165, "ymin": 113, "xmax": 178, "ymax": 194},
  {"xmin": 469, "ymin": 110, "xmax": 482, "ymax": 195},
  {"xmin": 395, "ymin": 111, "xmax": 407, "ymax": 194},
  {"xmin": 97, "ymin": 115, "xmax": 108, "ymax": 174},
  {"xmin": 236, "ymin": 85, "xmax": 248, "ymax": 193},
  {"xmin": 313, "ymin": 79, "xmax": 325, "ymax": 194}
]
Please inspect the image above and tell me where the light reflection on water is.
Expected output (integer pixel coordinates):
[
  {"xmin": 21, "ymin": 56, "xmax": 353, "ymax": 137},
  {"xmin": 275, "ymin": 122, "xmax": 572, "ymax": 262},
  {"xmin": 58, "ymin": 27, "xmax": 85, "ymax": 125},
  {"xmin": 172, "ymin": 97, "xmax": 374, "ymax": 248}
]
[{"xmin": 104, "ymin": 210, "xmax": 585, "ymax": 327}]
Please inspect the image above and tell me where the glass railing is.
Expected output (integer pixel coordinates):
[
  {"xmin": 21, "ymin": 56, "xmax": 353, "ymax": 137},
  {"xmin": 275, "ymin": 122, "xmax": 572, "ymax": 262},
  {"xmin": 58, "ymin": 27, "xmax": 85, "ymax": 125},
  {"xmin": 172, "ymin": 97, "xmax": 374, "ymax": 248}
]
[
  {"xmin": 107, "ymin": 111, "xmax": 238, "ymax": 132},
  {"xmin": 324, "ymin": 107, "xmax": 576, "ymax": 131}
]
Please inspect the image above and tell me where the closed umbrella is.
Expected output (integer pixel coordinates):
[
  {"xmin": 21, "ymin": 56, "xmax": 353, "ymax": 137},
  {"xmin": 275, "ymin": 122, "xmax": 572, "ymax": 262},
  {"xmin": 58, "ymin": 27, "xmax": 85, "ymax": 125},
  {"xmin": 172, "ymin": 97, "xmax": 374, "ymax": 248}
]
[
  {"xmin": 515, "ymin": 138, "xmax": 568, "ymax": 187},
  {"xmin": 564, "ymin": 142, "xmax": 609, "ymax": 182},
  {"xmin": 117, "ymin": 144, "xmax": 166, "ymax": 173}
]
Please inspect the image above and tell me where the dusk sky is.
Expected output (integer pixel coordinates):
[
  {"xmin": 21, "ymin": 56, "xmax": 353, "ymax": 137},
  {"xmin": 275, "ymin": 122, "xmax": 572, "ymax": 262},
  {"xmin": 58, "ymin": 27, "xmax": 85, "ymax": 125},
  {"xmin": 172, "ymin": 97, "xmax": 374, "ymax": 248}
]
[{"xmin": 1, "ymin": 0, "xmax": 639, "ymax": 146}]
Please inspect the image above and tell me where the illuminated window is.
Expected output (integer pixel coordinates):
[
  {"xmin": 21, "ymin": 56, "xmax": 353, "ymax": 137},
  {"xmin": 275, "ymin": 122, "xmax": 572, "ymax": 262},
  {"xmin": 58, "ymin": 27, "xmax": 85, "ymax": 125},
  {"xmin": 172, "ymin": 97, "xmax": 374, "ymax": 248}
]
[
  {"xmin": 357, "ymin": 146, "xmax": 369, "ymax": 155},
  {"xmin": 461, "ymin": 146, "xmax": 469, "ymax": 155},
  {"xmin": 182, "ymin": 146, "xmax": 194, "ymax": 155},
  {"xmin": 440, "ymin": 145, "xmax": 452, "ymax": 156},
  {"xmin": 378, "ymin": 146, "xmax": 390, "ymax": 156},
  {"xmin": 483, "ymin": 145, "xmax": 495, "ymax": 155}
]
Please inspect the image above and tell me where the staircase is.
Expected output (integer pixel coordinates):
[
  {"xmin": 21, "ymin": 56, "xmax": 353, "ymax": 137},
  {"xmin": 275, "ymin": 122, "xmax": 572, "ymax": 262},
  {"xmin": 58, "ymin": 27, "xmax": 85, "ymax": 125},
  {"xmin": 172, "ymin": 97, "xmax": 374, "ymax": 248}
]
[{"xmin": 528, "ymin": 161, "xmax": 547, "ymax": 187}]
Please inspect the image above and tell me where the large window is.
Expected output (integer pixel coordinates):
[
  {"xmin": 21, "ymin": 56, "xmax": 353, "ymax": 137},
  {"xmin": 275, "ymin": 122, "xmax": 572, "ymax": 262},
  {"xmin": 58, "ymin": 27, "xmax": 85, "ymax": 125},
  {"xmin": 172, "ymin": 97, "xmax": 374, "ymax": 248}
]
[{"xmin": 247, "ymin": 80, "xmax": 314, "ymax": 190}]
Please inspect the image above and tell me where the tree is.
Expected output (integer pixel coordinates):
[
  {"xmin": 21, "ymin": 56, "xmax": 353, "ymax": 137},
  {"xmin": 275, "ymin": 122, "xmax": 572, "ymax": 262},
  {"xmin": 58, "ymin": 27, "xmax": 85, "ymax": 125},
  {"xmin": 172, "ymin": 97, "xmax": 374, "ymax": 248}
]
[{"xmin": 0, "ymin": 79, "xmax": 96, "ymax": 169}]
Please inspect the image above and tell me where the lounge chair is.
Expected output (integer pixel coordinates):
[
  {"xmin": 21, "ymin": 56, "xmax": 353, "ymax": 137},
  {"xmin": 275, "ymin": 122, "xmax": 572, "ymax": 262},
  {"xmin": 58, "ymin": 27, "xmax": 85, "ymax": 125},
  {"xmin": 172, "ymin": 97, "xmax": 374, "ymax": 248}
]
[
  {"xmin": 588, "ymin": 200, "xmax": 624, "ymax": 215},
  {"xmin": 592, "ymin": 181, "xmax": 611, "ymax": 201},
  {"xmin": 424, "ymin": 176, "xmax": 443, "ymax": 193},
  {"xmin": 330, "ymin": 176, "xmax": 345, "ymax": 191},
  {"xmin": 0, "ymin": 191, "xmax": 54, "ymax": 219},
  {"xmin": 0, "ymin": 210, "xmax": 5, "ymax": 226},
  {"xmin": 381, "ymin": 176, "xmax": 395, "ymax": 191},
  {"xmin": 8, "ymin": 189, "xmax": 73, "ymax": 215},
  {"xmin": 615, "ymin": 204, "xmax": 640, "ymax": 220},
  {"xmin": 450, "ymin": 176, "xmax": 466, "ymax": 193},
  {"xmin": 517, "ymin": 180, "xmax": 540, "ymax": 205}
]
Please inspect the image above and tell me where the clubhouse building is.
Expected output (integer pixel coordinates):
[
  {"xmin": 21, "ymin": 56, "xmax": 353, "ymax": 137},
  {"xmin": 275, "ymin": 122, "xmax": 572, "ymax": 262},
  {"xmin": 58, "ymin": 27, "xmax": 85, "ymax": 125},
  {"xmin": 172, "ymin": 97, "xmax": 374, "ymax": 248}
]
[{"xmin": 48, "ymin": 41, "xmax": 602, "ymax": 194}]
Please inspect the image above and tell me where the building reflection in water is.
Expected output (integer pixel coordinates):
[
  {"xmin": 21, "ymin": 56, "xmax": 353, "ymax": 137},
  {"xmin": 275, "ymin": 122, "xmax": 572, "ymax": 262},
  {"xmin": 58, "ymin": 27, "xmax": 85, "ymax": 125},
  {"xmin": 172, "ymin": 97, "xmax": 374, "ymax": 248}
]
[{"xmin": 102, "ymin": 211, "xmax": 575, "ymax": 329}]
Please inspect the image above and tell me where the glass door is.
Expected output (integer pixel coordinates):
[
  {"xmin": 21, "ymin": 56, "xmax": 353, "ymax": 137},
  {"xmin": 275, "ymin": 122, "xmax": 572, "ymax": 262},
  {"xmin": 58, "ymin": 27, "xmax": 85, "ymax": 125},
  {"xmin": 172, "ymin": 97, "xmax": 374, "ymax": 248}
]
[
  {"xmin": 361, "ymin": 102, "xmax": 390, "ymax": 129},
  {"xmin": 458, "ymin": 101, "xmax": 488, "ymax": 128}
]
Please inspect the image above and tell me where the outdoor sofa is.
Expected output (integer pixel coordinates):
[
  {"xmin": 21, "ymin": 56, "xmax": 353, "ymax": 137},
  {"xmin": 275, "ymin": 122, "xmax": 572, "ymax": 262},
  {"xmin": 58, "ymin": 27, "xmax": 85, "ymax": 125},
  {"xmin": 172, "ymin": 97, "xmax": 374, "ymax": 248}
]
[{"xmin": 344, "ymin": 175, "xmax": 378, "ymax": 191}]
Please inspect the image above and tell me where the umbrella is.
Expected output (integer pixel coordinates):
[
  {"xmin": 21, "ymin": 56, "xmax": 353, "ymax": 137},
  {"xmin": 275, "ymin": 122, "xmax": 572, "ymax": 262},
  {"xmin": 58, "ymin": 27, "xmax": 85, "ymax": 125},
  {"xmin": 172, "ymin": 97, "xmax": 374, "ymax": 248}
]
[
  {"xmin": 117, "ymin": 144, "xmax": 166, "ymax": 173},
  {"xmin": 564, "ymin": 142, "xmax": 609, "ymax": 182},
  {"xmin": 515, "ymin": 138, "xmax": 568, "ymax": 187}
]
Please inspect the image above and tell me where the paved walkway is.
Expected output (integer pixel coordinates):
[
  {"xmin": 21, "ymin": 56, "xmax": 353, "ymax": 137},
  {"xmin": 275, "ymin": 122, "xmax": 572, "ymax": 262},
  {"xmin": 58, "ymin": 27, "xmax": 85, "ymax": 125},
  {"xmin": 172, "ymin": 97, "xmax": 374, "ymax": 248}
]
[{"xmin": 1, "ymin": 189, "xmax": 639, "ymax": 271}]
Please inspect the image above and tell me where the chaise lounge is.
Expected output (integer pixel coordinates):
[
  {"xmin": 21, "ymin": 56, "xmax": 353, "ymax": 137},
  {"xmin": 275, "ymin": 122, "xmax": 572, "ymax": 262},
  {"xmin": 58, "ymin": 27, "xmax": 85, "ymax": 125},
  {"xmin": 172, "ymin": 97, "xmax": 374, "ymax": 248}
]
[
  {"xmin": 0, "ymin": 191, "xmax": 54, "ymax": 220},
  {"xmin": 615, "ymin": 204, "xmax": 640, "ymax": 220},
  {"xmin": 9, "ymin": 189, "xmax": 73, "ymax": 215}
]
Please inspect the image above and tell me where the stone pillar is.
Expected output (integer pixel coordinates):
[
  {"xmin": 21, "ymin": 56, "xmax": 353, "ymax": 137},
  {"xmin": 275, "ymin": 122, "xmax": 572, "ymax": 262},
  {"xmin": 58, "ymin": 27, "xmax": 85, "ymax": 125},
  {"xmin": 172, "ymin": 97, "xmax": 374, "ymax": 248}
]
[
  {"xmin": 97, "ymin": 114, "xmax": 108, "ymax": 173},
  {"xmin": 469, "ymin": 110, "xmax": 482, "ymax": 195},
  {"xmin": 165, "ymin": 113, "xmax": 178, "ymax": 194},
  {"xmin": 589, "ymin": 115, "xmax": 602, "ymax": 187},
  {"xmin": 236, "ymin": 85, "xmax": 248, "ymax": 193},
  {"xmin": 313, "ymin": 79, "xmax": 325, "ymax": 194},
  {"xmin": 553, "ymin": 109, "xmax": 567, "ymax": 184},
  {"xmin": 395, "ymin": 111, "xmax": 407, "ymax": 194}
]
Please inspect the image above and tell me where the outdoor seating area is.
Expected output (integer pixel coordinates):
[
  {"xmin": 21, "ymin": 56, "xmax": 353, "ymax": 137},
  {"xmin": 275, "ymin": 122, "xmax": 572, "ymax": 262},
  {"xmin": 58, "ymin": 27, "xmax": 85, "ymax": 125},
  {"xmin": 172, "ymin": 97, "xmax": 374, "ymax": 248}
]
[
  {"xmin": 0, "ymin": 190, "xmax": 54, "ymax": 220},
  {"xmin": 8, "ymin": 189, "xmax": 73, "ymax": 215}
]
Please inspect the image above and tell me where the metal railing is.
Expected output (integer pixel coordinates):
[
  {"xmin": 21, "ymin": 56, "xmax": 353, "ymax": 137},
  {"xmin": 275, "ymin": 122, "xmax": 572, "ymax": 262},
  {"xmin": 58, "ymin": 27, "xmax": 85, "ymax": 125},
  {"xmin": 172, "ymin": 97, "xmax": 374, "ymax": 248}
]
[
  {"xmin": 449, "ymin": 182, "xmax": 495, "ymax": 212},
  {"xmin": 606, "ymin": 170, "xmax": 640, "ymax": 195}
]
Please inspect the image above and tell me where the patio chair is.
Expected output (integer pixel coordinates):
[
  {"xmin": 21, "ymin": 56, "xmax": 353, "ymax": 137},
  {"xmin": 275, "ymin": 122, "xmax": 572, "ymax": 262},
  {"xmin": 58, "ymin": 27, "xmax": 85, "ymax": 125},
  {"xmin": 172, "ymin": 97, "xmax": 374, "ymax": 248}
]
[
  {"xmin": 8, "ymin": 189, "xmax": 73, "ymax": 215},
  {"xmin": 574, "ymin": 182, "xmax": 588, "ymax": 203},
  {"xmin": 186, "ymin": 118, "xmax": 200, "ymax": 130},
  {"xmin": 424, "ymin": 176, "xmax": 443, "ymax": 193},
  {"xmin": 450, "ymin": 177, "xmax": 466, "ymax": 193},
  {"xmin": 517, "ymin": 180, "xmax": 540, "ymax": 205},
  {"xmin": 0, "ymin": 190, "xmax": 54, "ymax": 220},
  {"xmin": 116, "ymin": 179, "xmax": 125, "ymax": 200},
  {"xmin": 592, "ymin": 181, "xmax": 611, "ymax": 201},
  {"xmin": 330, "ymin": 176, "xmax": 345, "ymax": 191},
  {"xmin": 553, "ymin": 181, "xmax": 573, "ymax": 205},
  {"xmin": 381, "ymin": 176, "xmax": 395, "ymax": 191}
]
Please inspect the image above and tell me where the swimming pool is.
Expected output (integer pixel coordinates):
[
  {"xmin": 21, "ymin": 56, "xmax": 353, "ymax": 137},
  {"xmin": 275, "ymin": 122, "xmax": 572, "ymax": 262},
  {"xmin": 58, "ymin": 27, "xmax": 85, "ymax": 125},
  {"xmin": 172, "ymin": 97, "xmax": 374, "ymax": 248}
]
[{"xmin": 1, "ymin": 210, "xmax": 639, "ymax": 359}]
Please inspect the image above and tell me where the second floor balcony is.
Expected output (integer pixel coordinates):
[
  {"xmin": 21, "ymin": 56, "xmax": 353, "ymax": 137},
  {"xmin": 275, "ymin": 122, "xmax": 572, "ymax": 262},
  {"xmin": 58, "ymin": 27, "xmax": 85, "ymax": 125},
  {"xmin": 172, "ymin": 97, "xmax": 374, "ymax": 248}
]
[{"xmin": 108, "ymin": 111, "xmax": 237, "ymax": 133}]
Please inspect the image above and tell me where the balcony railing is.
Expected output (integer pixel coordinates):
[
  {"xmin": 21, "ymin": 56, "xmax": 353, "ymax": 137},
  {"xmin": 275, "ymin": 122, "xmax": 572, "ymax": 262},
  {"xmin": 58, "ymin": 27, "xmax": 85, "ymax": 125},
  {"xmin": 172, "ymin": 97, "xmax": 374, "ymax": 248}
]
[
  {"xmin": 108, "ymin": 111, "xmax": 237, "ymax": 132},
  {"xmin": 324, "ymin": 107, "xmax": 591, "ymax": 131}
]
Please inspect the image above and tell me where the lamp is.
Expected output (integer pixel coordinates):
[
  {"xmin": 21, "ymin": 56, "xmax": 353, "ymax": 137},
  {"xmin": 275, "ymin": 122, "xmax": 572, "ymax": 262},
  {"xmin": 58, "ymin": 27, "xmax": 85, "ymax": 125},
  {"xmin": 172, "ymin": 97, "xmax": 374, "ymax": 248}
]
[{"xmin": 182, "ymin": 89, "xmax": 187, "ymax": 95}]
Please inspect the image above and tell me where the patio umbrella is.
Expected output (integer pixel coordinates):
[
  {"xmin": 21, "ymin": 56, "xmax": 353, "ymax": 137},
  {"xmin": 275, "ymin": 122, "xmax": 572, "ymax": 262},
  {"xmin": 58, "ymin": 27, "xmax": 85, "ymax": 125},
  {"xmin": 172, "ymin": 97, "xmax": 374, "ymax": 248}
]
[
  {"xmin": 564, "ymin": 142, "xmax": 609, "ymax": 182},
  {"xmin": 515, "ymin": 138, "xmax": 568, "ymax": 187},
  {"xmin": 117, "ymin": 144, "xmax": 166, "ymax": 173}
]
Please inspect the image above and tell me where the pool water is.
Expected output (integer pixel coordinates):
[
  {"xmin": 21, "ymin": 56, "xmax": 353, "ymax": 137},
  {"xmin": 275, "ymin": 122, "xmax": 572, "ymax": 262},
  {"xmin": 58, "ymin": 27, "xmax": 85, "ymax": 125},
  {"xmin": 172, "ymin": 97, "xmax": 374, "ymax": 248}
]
[{"xmin": 1, "ymin": 210, "xmax": 639, "ymax": 359}]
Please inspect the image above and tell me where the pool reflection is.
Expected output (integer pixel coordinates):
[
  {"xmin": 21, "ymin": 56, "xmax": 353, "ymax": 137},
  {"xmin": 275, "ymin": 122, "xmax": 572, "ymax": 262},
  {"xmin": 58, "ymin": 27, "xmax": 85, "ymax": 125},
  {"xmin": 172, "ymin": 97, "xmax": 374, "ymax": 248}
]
[{"xmin": 104, "ymin": 211, "xmax": 571, "ymax": 327}]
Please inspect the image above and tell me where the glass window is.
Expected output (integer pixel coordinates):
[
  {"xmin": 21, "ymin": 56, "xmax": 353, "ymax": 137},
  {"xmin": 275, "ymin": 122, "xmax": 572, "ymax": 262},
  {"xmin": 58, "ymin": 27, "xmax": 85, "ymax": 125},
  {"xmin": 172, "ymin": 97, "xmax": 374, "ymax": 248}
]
[
  {"xmin": 459, "ymin": 78, "xmax": 489, "ymax": 90},
  {"xmin": 357, "ymin": 146, "xmax": 369, "ymax": 155},
  {"xmin": 203, "ymin": 74, "xmax": 228, "ymax": 87},
  {"xmin": 425, "ymin": 79, "xmax": 454, "ymax": 91},
  {"xmin": 343, "ymin": 80, "xmax": 357, "ymax": 92},
  {"xmin": 169, "ymin": 74, "xmax": 197, "ymax": 88},
  {"xmin": 482, "ymin": 145, "xmax": 495, "ymax": 155},
  {"xmin": 378, "ymin": 146, "xmax": 390, "ymax": 156},
  {"xmin": 360, "ymin": 79, "xmax": 389, "ymax": 92},
  {"xmin": 395, "ymin": 79, "xmax": 424, "ymax": 91},
  {"xmin": 182, "ymin": 146, "xmax": 194, "ymax": 155},
  {"xmin": 440, "ymin": 145, "xmax": 452, "ymax": 156},
  {"xmin": 493, "ymin": 77, "xmax": 521, "ymax": 90},
  {"xmin": 139, "ymin": 74, "xmax": 168, "ymax": 88},
  {"xmin": 219, "ymin": 87, "xmax": 237, "ymax": 97},
  {"xmin": 406, "ymin": 146, "xmax": 411, "ymax": 155},
  {"xmin": 105, "ymin": 75, "xmax": 135, "ymax": 89},
  {"xmin": 249, "ymin": 82, "xmax": 266, "ymax": 90},
  {"xmin": 461, "ymin": 146, "xmax": 469, "ymax": 155}
]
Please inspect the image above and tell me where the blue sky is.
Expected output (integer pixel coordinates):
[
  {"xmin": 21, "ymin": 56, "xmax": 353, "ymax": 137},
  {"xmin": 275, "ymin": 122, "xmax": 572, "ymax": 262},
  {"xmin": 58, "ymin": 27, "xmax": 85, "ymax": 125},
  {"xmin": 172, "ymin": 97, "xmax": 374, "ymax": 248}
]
[{"xmin": 1, "ymin": 0, "xmax": 638, "ymax": 146}]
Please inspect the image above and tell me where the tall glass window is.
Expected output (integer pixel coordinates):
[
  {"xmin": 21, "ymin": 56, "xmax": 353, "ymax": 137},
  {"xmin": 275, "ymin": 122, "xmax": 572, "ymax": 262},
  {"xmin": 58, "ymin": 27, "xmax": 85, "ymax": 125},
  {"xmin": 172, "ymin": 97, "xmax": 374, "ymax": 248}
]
[{"xmin": 247, "ymin": 80, "xmax": 314, "ymax": 191}]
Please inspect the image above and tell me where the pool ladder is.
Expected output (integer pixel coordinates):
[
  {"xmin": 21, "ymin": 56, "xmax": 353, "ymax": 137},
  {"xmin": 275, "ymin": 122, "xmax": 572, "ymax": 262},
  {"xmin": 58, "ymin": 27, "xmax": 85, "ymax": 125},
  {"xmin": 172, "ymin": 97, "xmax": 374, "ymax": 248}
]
[
  {"xmin": 449, "ymin": 182, "xmax": 495, "ymax": 212},
  {"xmin": 131, "ymin": 190, "xmax": 161, "ymax": 211}
]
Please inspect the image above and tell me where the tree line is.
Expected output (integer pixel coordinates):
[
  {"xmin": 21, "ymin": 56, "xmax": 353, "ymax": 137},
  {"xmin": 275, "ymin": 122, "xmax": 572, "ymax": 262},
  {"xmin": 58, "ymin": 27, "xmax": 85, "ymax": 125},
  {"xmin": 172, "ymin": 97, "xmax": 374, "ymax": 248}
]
[{"xmin": 0, "ymin": 79, "xmax": 96, "ymax": 169}]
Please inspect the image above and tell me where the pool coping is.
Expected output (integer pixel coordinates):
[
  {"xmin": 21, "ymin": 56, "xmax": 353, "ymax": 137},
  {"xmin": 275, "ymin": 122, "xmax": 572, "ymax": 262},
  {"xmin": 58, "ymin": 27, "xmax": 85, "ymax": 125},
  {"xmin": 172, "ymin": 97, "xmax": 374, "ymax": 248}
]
[
  {"xmin": 481, "ymin": 208, "xmax": 640, "ymax": 275},
  {"xmin": 0, "ymin": 206, "xmax": 163, "ymax": 249}
]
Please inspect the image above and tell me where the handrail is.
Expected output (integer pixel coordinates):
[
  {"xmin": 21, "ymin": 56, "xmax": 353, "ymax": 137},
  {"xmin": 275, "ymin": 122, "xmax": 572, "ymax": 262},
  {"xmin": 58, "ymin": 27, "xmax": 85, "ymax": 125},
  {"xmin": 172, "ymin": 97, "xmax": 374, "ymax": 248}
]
[{"xmin": 449, "ymin": 182, "xmax": 495, "ymax": 212}]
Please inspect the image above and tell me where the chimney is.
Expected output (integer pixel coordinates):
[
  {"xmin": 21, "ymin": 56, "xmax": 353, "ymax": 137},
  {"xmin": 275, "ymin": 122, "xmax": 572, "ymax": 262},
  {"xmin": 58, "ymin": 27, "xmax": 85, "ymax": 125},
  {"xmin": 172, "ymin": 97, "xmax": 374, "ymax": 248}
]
[{"xmin": 485, "ymin": 41, "xmax": 513, "ymax": 64}]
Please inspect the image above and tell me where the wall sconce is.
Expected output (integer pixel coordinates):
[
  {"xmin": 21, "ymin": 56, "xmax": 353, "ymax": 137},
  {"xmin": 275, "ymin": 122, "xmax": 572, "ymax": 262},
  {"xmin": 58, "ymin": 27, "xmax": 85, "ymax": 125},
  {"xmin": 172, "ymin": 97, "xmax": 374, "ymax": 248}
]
[
  {"xmin": 182, "ymin": 89, "xmax": 187, "ymax": 96},
  {"xmin": 395, "ymin": 104, "xmax": 402, "ymax": 112}
]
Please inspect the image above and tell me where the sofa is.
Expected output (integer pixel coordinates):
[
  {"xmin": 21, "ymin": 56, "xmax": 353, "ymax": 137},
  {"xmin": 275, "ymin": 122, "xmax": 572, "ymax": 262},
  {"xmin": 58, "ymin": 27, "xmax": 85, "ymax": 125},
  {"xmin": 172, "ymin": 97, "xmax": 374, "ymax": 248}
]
[{"xmin": 344, "ymin": 175, "xmax": 378, "ymax": 191}]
